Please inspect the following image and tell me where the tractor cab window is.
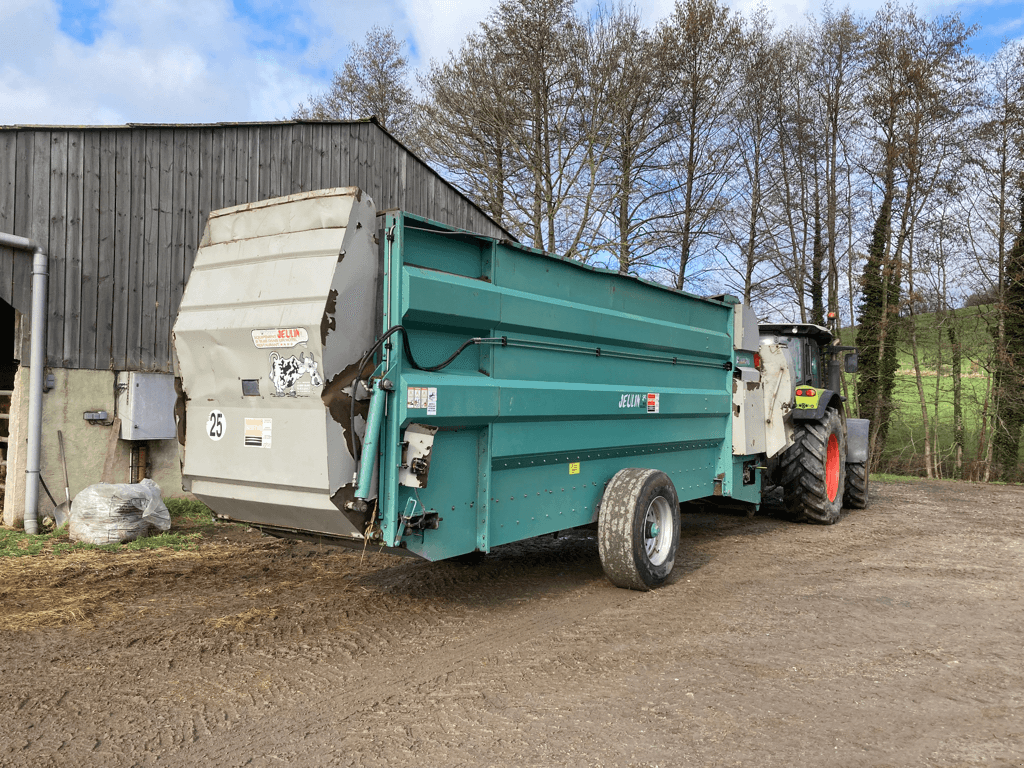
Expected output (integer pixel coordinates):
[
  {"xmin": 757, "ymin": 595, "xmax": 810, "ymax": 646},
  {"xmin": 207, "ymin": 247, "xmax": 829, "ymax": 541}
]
[
  {"xmin": 797, "ymin": 341, "xmax": 807, "ymax": 384},
  {"xmin": 789, "ymin": 340, "xmax": 803, "ymax": 382},
  {"xmin": 800, "ymin": 340, "xmax": 819, "ymax": 386}
]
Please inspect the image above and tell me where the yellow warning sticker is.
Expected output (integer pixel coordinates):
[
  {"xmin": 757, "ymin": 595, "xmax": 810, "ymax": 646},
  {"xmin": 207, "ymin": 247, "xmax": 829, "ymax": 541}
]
[{"xmin": 569, "ymin": 462, "xmax": 580, "ymax": 475}]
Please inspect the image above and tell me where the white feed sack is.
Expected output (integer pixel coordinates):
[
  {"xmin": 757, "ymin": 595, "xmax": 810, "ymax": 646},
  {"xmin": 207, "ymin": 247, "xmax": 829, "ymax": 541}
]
[{"xmin": 69, "ymin": 479, "xmax": 172, "ymax": 545}]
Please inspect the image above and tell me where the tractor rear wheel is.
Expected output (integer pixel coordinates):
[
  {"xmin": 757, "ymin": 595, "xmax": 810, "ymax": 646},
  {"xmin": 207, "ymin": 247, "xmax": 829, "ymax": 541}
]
[
  {"xmin": 779, "ymin": 407, "xmax": 846, "ymax": 525},
  {"xmin": 598, "ymin": 468, "xmax": 680, "ymax": 590},
  {"xmin": 844, "ymin": 462, "xmax": 870, "ymax": 509}
]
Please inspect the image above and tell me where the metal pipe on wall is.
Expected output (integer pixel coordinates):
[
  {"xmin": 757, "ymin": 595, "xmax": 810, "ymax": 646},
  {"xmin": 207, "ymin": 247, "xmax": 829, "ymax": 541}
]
[{"xmin": 0, "ymin": 232, "xmax": 48, "ymax": 535}]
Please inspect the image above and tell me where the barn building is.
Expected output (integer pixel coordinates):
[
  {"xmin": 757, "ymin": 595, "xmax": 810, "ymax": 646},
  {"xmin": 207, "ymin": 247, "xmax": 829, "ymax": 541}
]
[{"xmin": 0, "ymin": 119, "xmax": 509, "ymax": 528}]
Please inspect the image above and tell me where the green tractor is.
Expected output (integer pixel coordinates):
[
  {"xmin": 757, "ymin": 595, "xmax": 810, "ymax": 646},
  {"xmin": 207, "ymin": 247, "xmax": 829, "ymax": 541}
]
[{"xmin": 758, "ymin": 322, "xmax": 870, "ymax": 524}]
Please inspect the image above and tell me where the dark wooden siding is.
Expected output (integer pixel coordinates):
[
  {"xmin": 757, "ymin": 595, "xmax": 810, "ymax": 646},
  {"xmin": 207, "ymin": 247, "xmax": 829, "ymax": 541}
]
[{"xmin": 0, "ymin": 120, "xmax": 509, "ymax": 372}]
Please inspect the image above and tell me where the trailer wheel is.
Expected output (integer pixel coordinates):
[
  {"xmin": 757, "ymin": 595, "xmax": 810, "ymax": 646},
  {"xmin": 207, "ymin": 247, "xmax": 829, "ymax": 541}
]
[
  {"xmin": 844, "ymin": 462, "xmax": 870, "ymax": 509},
  {"xmin": 780, "ymin": 407, "xmax": 846, "ymax": 525},
  {"xmin": 598, "ymin": 468, "xmax": 680, "ymax": 590}
]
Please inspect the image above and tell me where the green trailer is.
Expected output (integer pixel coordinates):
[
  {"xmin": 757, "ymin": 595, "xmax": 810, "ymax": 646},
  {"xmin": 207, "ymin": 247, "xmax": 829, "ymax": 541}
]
[{"xmin": 173, "ymin": 188, "xmax": 856, "ymax": 590}]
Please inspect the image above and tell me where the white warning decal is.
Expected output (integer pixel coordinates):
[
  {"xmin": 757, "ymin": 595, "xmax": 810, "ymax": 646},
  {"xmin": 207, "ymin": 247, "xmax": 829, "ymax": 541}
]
[
  {"xmin": 647, "ymin": 392, "xmax": 660, "ymax": 414},
  {"xmin": 252, "ymin": 328, "xmax": 309, "ymax": 349},
  {"xmin": 206, "ymin": 410, "xmax": 226, "ymax": 441},
  {"xmin": 244, "ymin": 417, "xmax": 272, "ymax": 448},
  {"xmin": 407, "ymin": 387, "xmax": 426, "ymax": 409},
  {"xmin": 407, "ymin": 387, "xmax": 438, "ymax": 415}
]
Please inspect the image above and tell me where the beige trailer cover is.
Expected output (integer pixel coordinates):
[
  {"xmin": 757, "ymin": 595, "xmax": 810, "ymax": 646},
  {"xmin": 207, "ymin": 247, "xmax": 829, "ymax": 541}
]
[{"xmin": 173, "ymin": 187, "xmax": 379, "ymax": 538}]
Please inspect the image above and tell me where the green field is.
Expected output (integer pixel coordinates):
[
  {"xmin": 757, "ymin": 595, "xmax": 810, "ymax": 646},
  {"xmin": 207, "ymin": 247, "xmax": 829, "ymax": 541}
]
[{"xmin": 840, "ymin": 304, "xmax": 1016, "ymax": 478}]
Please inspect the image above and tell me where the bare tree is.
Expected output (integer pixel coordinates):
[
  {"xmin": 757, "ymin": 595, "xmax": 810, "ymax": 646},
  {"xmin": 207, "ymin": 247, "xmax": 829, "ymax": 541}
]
[
  {"xmin": 480, "ymin": 0, "xmax": 597, "ymax": 255},
  {"xmin": 811, "ymin": 7, "xmax": 864, "ymax": 324},
  {"xmin": 661, "ymin": 0, "xmax": 743, "ymax": 290},
  {"xmin": 856, "ymin": 2, "xmax": 978, "ymax": 464},
  {"xmin": 973, "ymin": 41, "xmax": 1024, "ymax": 478},
  {"xmin": 724, "ymin": 9, "xmax": 783, "ymax": 304},
  {"xmin": 419, "ymin": 32, "xmax": 521, "ymax": 230},
  {"xmin": 586, "ymin": 4, "xmax": 678, "ymax": 274},
  {"xmin": 295, "ymin": 26, "xmax": 419, "ymax": 145},
  {"xmin": 761, "ymin": 27, "xmax": 817, "ymax": 319}
]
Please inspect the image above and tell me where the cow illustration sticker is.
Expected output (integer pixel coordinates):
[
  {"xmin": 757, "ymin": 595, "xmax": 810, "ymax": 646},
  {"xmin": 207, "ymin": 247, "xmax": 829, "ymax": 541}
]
[
  {"xmin": 268, "ymin": 351, "xmax": 323, "ymax": 397},
  {"xmin": 206, "ymin": 410, "xmax": 226, "ymax": 440}
]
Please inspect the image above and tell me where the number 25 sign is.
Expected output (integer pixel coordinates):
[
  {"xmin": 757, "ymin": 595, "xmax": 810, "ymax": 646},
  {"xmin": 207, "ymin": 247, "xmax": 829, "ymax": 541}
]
[{"xmin": 206, "ymin": 410, "xmax": 226, "ymax": 441}]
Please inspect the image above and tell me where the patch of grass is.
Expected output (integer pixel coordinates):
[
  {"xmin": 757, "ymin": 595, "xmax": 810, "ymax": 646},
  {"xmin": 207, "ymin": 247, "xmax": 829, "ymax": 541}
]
[
  {"xmin": 0, "ymin": 523, "xmax": 70, "ymax": 557},
  {"xmin": 871, "ymin": 472, "xmax": 964, "ymax": 483},
  {"xmin": 166, "ymin": 497, "xmax": 215, "ymax": 527},
  {"xmin": 121, "ymin": 531, "xmax": 203, "ymax": 552},
  {"xmin": 872, "ymin": 473, "xmax": 920, "ymax": 482},
  {"xmin": 45, "ymin": 531, "xmax": 204, "ymax": 556},
  {"xmin": 0, "ymin": 497, "xmax": 215, "ymax": 559}
]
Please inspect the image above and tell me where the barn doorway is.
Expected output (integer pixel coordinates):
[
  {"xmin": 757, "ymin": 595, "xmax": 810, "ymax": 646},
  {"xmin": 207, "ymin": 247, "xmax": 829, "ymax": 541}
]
[{"xmin": 0, "ymin": 298, "xmax": 17, "ymax": 514}]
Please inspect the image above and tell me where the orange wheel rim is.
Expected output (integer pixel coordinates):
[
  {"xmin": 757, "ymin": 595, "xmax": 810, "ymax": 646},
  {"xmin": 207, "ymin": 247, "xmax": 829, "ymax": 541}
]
[{"xmin": 826, "ymin": 434, "xmax": 840, "ymax": 502}]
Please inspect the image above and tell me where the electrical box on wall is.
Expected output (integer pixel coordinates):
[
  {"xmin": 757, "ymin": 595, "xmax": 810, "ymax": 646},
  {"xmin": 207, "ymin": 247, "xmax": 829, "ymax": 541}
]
[{"xmin": 117, "ymin": 372, "xmax": 177, "ymax": 440}]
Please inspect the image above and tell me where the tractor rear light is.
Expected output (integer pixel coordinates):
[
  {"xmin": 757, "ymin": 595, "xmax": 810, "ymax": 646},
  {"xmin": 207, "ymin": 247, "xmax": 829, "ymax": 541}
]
[
  {"xmin": 754, "ymin": 352, "xmax": 761, "ymax": 368},
  {"xmin": 805, "ymin": 388, "xmax": 816, "ymax": 397},
  {"xmin": 795, "ymin": 388, "xmax": 805, "ymax": 396}
]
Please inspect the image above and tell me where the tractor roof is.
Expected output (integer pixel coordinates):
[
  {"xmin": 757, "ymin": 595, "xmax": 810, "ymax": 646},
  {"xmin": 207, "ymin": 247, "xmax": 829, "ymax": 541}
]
[{"xmin": 758, "ymin": 323, "xmax": 835, "ymax": 346}]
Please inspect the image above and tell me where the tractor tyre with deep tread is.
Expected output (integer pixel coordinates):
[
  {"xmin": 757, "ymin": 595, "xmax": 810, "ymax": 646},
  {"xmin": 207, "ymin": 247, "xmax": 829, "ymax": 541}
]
[
  {"xmin": 779, "ymin": 407, "xmax": 846, "ymax": 525},
  {"xmin": 844, "ymin": 462, "xmax": 870, "ymax": 509},
  {"xmin": 598, "ymin": 468, "xmax": 680, "ymax": 591}
]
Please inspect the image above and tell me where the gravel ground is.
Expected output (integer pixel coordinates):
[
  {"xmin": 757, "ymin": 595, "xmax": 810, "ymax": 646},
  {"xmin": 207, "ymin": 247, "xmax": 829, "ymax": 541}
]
[{"xmin": 1, "ymin": 478, "xmax": 1022, "ymax": 767}]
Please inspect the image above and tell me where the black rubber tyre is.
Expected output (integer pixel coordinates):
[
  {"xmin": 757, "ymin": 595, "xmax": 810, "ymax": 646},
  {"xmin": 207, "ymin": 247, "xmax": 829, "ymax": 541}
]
[
  {"xmin": 598, "ymin": 468, "xmax": 680, "ymax": 590},
  {"xmin": 779, "ymin": 408, "xmax": 846, "ymax": 525},
  {"xmin": 844, "ymin": 462, "xmax": 869, "ymax": 509}
]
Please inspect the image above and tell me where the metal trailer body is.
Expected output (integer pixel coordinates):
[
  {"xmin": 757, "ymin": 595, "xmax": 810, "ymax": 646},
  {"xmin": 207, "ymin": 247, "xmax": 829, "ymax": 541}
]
[{"xmin": 174, "ymin": 188, "xmax": 777, "ymax": 563}]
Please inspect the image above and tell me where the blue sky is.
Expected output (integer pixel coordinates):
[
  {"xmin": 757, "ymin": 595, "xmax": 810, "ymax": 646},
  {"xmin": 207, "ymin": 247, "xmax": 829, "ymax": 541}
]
[{"xmin": 0, "ymin": 0, "xmax": 1021, "ymax": 126}]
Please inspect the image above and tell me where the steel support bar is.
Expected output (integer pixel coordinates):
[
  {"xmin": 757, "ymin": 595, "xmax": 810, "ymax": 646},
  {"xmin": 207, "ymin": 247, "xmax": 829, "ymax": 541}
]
[
  {"xmin": 354, "ymin": 379, "xmax": 388, "ymax": 501},
  {"xmin": 0, "ymin": 232, "xmax": 48, "ymax": 535}
]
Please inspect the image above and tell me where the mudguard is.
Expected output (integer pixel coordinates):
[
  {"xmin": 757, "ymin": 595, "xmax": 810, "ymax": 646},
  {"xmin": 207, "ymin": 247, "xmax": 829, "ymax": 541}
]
[
  {"xmin": 846, "ymin": 418, "xmax": 870, "ymax": 463},
  {"xmin": 790, "ymin": 389, "xmax": 843, "ymax": 421}
]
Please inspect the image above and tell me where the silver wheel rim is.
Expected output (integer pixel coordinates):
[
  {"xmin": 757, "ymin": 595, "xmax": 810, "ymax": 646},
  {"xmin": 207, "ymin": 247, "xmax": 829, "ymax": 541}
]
[{"xmin": 643, "ymin": 495, "xmax": 673, "ymax": 567}]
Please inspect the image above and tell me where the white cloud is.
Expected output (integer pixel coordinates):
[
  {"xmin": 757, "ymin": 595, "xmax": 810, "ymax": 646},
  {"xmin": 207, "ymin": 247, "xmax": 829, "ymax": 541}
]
[
  {"xmin": 0, "ymin": 0, "xmax": 1018, "ymax": 126},
  {"xmin": 0, "ymin": 0, "xmax": 318, "ymax": 124},
  {"xmin": 985, "ymin": 11, "xmax": 1024, "ymax": 38},
  {"xmin": 401, "ymin": 0, "xmax": 495, "ymax": 64}
]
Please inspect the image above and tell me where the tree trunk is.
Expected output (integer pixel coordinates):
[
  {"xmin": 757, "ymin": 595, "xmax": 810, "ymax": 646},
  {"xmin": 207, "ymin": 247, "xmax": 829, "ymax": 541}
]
[
  {"xmin": 909, "ymin": 313, "xmax": 933, "ymax": 478},
  {"xmin": 811, "ymin": 194, "xmax": 825, "ymax": 325},
  {"xmin": 975, "ymin": 364, "xmax": 993, "ymax": 481},
  {"xmin": 948, "ymin": 319, "xmax": 963, "ymax": 479},
  {"xmin": 932, "ymin": 319, "xmax": 943, "ymax": 478}
]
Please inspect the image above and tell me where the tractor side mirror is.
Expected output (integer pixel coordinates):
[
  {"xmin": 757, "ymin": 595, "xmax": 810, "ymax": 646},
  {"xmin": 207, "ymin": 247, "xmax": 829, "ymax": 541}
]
[{"xmin": 844, "ymin": 352, "xmax": 858, "ymax": 374}]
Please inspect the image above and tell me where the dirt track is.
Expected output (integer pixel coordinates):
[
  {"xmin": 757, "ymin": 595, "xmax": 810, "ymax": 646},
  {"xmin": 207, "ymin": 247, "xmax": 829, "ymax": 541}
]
[{"xmin": 2, "ymin": 479, "xmax": 1023, "ymax": 767}]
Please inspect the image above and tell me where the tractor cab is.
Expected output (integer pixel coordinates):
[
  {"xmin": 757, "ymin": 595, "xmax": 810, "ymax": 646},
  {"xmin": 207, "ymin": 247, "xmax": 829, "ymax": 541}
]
[{"xmin": 758, "ymin": 323, "xmax": 858, "ymax": 416}]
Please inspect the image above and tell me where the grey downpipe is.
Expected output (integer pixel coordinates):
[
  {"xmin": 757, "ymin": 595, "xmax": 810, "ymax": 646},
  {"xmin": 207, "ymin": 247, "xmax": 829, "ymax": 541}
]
[{"xmin": 0, "ymin": 233, "xmax": 48, "ymax": 534}]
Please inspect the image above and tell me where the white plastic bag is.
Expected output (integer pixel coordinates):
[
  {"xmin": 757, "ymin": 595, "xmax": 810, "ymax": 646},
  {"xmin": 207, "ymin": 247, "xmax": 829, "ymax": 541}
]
[{"xmin": 69, "ymin": 479, "xmax": 172, "ymax": 545}]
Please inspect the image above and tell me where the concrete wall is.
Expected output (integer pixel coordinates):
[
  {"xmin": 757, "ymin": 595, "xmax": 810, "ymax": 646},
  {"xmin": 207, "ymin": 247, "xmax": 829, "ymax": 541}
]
[{"xmin": 3, "ymin": 366, "xmax": 185, "ymax": 527}]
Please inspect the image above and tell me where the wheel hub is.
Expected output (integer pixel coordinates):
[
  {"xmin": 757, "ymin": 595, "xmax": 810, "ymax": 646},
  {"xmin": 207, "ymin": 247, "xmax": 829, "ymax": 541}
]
[{"xmin": 644, "ymin": 496, "xmax": 673, "ymax": 567}]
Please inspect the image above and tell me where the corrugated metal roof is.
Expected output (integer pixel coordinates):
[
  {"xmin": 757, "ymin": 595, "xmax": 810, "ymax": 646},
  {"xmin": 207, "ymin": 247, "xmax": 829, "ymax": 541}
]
[
  {"xmin": 0, "ymin": 118, "xmax": 379, "ymax": 131},
  {"xmin": 0, "ymin": 117, "xmax": 514, "ymax": 242}
]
